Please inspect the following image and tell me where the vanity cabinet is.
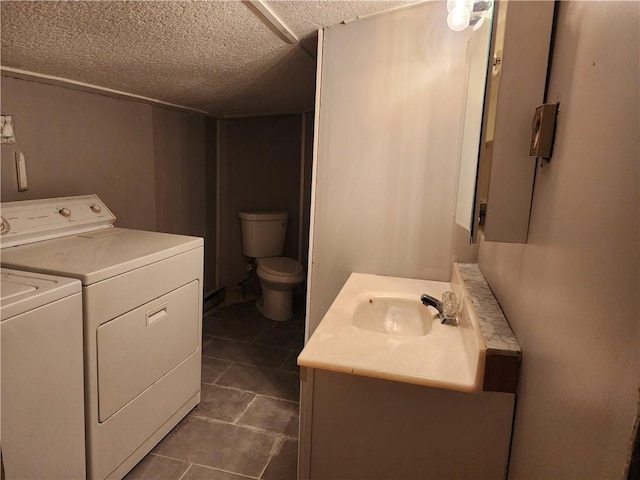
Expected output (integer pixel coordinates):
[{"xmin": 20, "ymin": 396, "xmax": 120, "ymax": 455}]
[
  {"xmin": 298, "ymin": 264, "xmax": 521, "ymax": 479},
  {"xmin": 298, "ymin": 368, "xmax": 514, "ymax": 480}
]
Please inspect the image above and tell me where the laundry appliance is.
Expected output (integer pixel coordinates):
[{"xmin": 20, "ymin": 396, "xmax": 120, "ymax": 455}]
[
  {"xmin": 0, "ymin": 195, "xmax": 204, "ymax": 480},
  {"xmin": 1, "ymin": 268, "xmax": 86, "ymax": 480}
]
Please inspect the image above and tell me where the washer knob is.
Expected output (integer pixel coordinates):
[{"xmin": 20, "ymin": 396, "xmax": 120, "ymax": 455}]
[
  {"xmin": 59, "ymin": 207, "xmax": 71, "ymax": 218},
  {"xmin": 0, "ymin": 216, "xmax": 10, "ymax": 235},
  {"xmin": 90, "ymin": 204, "xmax": 102, "ymax": 213}
]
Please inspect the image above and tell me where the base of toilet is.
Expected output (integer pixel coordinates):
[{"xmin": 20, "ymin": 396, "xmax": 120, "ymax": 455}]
[{"xmin": 256, "ymin": 287, "xmax": 294, "ymax": 321}]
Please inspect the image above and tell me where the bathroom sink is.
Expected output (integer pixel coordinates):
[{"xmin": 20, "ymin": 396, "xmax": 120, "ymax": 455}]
[
  {"xmin": 298, "ymin": 271, "xmax": 488, "ymax": 393},
  {"xmin": 352, "ymin": 296, "xmax": 434, "ymax": 336}
]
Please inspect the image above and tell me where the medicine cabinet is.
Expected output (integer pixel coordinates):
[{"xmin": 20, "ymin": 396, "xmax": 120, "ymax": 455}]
[{"xmin": 457, "ymin": 0, "xmax": 556, "ymax": 243}]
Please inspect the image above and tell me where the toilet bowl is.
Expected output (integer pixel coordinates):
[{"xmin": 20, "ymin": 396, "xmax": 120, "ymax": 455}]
[
  {"xmin": 256, "ymin": 257, "xmax": 305, "ymax": 321},
  {"xmin": 238, "ymin": 211, "xmax": 305, "ymax": 321}
]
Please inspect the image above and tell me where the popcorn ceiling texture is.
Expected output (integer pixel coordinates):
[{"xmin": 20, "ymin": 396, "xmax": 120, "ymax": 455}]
[{"xmin": 0, "ymin": 0, "xmax": 416, "ymax": 116}]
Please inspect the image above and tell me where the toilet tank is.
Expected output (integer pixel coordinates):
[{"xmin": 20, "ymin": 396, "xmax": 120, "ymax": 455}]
[{"xmin": 238, "ymin": 211, "xmax": 289, "ymax": 258}]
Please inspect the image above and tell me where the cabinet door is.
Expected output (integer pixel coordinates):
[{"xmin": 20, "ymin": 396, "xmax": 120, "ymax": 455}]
[{"xmin": 474, "ymin": 0, "xmax": 556, "ymax": 243}]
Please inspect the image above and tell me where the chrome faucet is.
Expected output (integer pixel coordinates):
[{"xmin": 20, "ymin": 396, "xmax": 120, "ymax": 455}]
[{"xmin": 420, "ymin": 292, "xmax": 458, "ymax": 326}]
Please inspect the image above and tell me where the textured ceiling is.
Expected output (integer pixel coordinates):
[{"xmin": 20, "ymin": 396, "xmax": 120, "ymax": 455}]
[{"xmin": 0, "ymin": 0, "xmax": 419, "ymax": 117}]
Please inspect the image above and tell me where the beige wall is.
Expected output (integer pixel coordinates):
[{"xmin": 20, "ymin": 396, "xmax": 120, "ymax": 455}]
[
  {"xmin": 307, "ymin": 2, "xmax": 473, "ymax": 334},
  {"xmin": 478, "ymin": 2, "xmax": 639, "ymax": 478},
  {"xmin": 152, "ymin": 107, "xmax": 206, "ymax": 238},
  {"xmin": 217, "ymin": 114, "xmax": 312, "ymax": 292},
  {"xmin": 1, "ymin": 76, "xmax": 213, "ymax": 289},
  {"xmin": 1, "ymin": 76, "xmax": 156, "ymax": 229}
]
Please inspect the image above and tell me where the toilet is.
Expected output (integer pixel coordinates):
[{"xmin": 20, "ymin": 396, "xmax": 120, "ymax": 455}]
[{"xmin": 238, "ymin": 211, "xmax": 305, "ymax": 321}]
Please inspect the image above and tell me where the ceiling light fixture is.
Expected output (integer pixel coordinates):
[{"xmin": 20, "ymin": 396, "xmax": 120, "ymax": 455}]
[{"xmin": 446, "ymin": 0, "xmax": 493, "ymax": 32}]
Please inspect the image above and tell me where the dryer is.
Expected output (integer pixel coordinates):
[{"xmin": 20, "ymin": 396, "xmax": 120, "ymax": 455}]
[
  {"xmin": 0, "ymin": 195, "xmax": 204, "ymax": 480},
  {"xmin": 1, "ymin": 268, "xmax": 86, "ymax": 480}
]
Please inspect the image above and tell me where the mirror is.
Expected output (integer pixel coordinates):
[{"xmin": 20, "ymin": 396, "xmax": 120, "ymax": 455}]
[
  {"xmin": 455, "ymin": 0, "xmax": 556, "ymax": 244},
  {"xmin": 453, "ymin": 12, "xmax": 493, "ymax": 234},
  {"xmin": 470, "ymin": 0, "xmax": 506, "ymax": 241}
]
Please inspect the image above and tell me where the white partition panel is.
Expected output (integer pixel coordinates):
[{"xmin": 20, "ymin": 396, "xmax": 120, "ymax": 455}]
[{"xmin": 307, "ymin": 2, "xmax": 473, "ymax": 334}]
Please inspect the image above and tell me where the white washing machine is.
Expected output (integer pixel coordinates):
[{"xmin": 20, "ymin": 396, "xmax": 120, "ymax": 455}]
[
  {"xmin": 1, "ymin": 268, "xmax": 86, "ymax": 480},
  {"xmin": 0, "ymin": 195, "xmax": 204, "ymax": 480}
]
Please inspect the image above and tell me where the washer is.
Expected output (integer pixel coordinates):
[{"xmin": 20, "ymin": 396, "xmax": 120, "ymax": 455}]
[
  {"xmin": 1, "ymin": 195, "xmax": 204, "ymax": 480},
  {"xmin": 1, "ymin": 268, "xmax": 86, "ymax": 480}
]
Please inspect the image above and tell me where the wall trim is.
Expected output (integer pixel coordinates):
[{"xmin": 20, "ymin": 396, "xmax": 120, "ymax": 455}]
[
  {"xmin": 215, "ymin": 119, "xmax": 222, "ymax": 289},
  {"xmin": 298, "ymin": 113, "xmax": 307, "ymax": 263},
  {"xmin": 1, "ymin": 66, "xmax": 209, "ymax": 115}
]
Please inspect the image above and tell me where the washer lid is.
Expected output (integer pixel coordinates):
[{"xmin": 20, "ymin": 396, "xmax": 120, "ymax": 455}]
[
  {"xmin": 1, "ymin": 268, "xmax": 81, "ymax": 320},
  {"xmin": 1, "ymin": 228, "xmax": 203, "ymax": 286},
  {"xmin": 257, "ymin": 257, "xmax": 303, "ymax": 276}
]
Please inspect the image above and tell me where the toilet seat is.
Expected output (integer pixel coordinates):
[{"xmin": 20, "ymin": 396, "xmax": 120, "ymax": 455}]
[{"xmin": 257, "ymin": 257, "xmax": 303, "ymax": 277}]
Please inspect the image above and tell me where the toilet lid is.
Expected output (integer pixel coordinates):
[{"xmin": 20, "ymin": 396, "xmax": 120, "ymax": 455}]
[{"xmin": 257, "ymin": 257, "xmax": 304, "ymax": 276}]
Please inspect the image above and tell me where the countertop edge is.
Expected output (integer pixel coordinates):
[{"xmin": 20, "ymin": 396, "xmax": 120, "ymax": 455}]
[
  {"xmin": 456, "ymin": 263, "xmax": 521, "ymax": 393},
  {"xmin": 297, "ymin": 361, "xmax": 481, "ymax": 394}
]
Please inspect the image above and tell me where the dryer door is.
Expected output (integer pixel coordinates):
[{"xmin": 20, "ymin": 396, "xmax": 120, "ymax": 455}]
[{"xmin": 96, "ymin": 280, "xmax": 200, "ymax": 422}]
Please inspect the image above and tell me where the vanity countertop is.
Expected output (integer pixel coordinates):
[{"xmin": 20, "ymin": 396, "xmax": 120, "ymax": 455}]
[{"xmin": 297, "ymin": 273, "xmax": 487, "ymax": 393}]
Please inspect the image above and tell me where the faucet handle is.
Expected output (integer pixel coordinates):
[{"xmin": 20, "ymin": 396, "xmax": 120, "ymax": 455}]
[{"xmin": 441, "ymin": 291, "xmax": 460, "ymax": 325}]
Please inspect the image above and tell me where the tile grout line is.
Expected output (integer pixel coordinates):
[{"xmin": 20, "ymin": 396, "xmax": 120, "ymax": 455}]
[
  {"xmin": 153, "ymin": 451, "xmax": 261, "ymax": 480},
  {"xmin": 188, "ymin": 410, "xmax": 297, "ymax": 440},
  {"xmin": 204, "ymin": 356, "xmax": 300, "ymax": 376},
  {"xmin": 188, "ymin": 461, "xmax": 261, "ymax": 480},
  {"xmin": 278, "ymin": 349, "xmax": 302, "ymax": 373},
  {"xmin": 258, "ymin": 434, "xmax": 286, "ymax": 480},
  {"xmin": 207, "ymin": 373, "xmax": 299, "ymax": 403},
  {"xmin": 187, "ymin": 393, "xmax": 300, "ymax": 447},
  {"xmin": 176, "ymin": 462, "xmax": 192, "ymax": 480},
  {"xmin": 233, "ymin": 393, "xmax": 259, "ymax": 425},
  {"xmin": 205, "ymin": 334, "xmax": 298, "ymax": 353},
  {"xmin": 209, "ymin": 358, "xmax": 234, "ymax": 385},
  {"xmin": 184, "ymin": 411, "xmax": 282, "ymax": 438},
  {"xmin": 144, "ymin": 454, "xmax": 198, "ymax": 479},
  {"xmin": 251, "ymin": 393, "xmax": 300, "ymax": 406}
]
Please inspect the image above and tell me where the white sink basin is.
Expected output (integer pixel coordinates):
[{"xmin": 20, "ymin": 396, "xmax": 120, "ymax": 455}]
[{"xmin": 352, "ymin": 296, "xmax": 435, "ymax": 336}]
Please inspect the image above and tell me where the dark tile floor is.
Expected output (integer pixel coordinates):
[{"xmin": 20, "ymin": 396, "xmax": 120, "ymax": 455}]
[{"xmin": 124, "ymin": 298, "xmax": 305, "ymax": 480}]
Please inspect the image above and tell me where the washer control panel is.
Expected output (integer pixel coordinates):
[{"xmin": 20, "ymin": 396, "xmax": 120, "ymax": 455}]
[{"xmin": 0, "ymin": 194, "xmax": 115, "ymax": 248}]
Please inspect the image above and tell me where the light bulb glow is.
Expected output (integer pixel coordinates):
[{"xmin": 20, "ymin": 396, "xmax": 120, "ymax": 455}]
[
  {"xmin": 447, "ymin": 5, "xmax": 470, "ymax": 31},
  {"xmin": 447, "ymin": 0, "xmax": 461, "ymax": 13}
]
